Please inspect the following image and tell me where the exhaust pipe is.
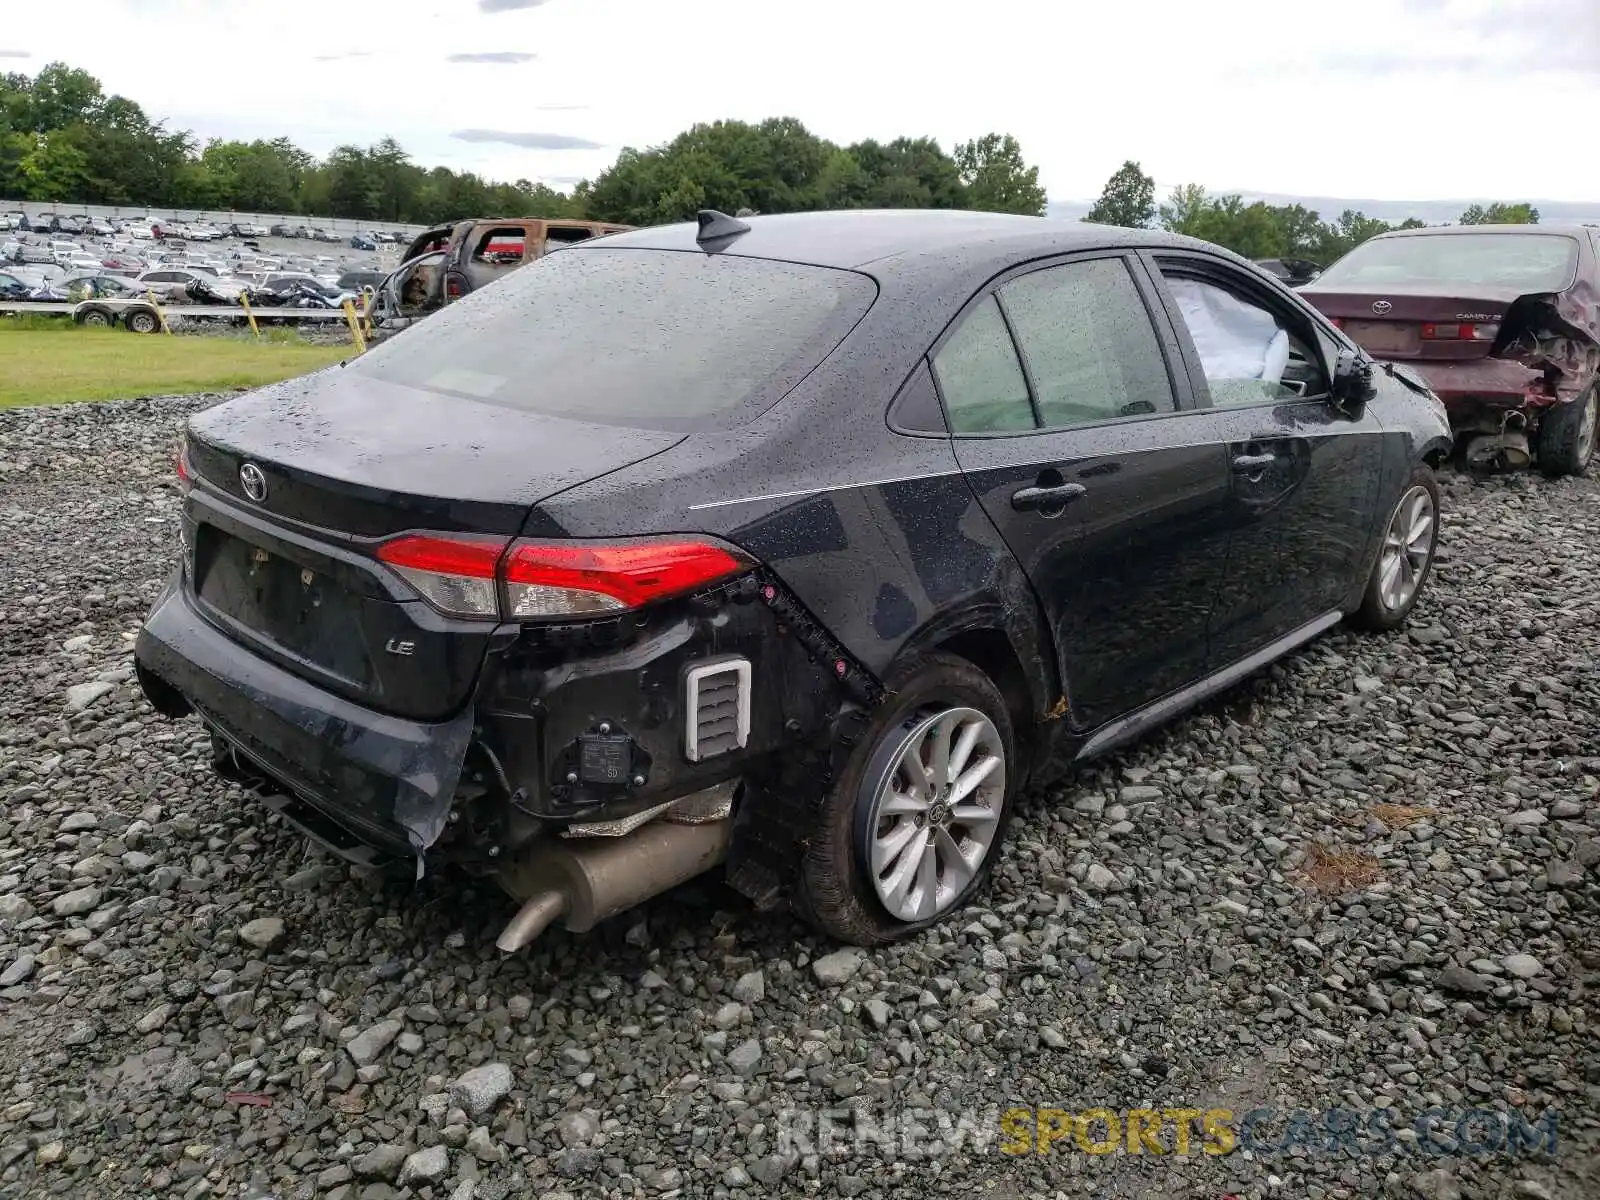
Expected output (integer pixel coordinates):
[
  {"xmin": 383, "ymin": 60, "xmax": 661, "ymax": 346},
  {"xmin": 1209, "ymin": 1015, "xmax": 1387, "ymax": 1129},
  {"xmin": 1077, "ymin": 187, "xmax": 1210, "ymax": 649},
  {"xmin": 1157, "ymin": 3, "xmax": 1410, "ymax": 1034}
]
[
  {"xmin": 1464, "ymin": 426, "xmax": 1531, "ymax": 472},
  {"xmin": 494, "ymin": 817, "xmax": 732, "ymax": 953},
  {"xmin": 1499, "ymin": 429, "xmax": 1531, "ymax": 469}
]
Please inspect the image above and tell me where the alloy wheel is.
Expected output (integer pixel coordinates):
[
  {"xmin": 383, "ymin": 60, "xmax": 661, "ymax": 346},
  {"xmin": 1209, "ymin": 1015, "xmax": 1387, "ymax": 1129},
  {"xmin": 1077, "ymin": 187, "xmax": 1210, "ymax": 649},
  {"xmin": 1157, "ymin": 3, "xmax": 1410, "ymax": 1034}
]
[
  {"xmin": 1578, "ymin": 389, "xmax": 1597, "ymax": 466},
  {"xmin": 1377, "ymin": 484, "xmax": 1435, "ymax": 613},
  {"xmin": 865, "ymin": 706, "xmax": 1006, "ymax": 923}
]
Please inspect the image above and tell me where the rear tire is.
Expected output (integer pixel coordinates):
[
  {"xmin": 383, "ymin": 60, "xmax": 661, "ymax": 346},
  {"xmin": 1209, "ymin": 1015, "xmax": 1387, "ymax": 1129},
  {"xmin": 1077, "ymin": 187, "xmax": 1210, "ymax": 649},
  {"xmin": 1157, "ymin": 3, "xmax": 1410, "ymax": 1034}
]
[
  {"xmin": 125, "ymin": 309, "xmax": 159, "ymax": 334},
  {"xmin": 797, "ymin": 652, "xmax": 1018, "ymax": 946},
  {"xmin": 1536, "ymin": 384, "xmax": 1598, "ymax": 478},
  {"xmin": 1350, "ymin": 465, "xmax": 1440, "ymax": 631},
  {"xmin": 75, "ymin": 306, "xmax": 112, "ymax": 328}
]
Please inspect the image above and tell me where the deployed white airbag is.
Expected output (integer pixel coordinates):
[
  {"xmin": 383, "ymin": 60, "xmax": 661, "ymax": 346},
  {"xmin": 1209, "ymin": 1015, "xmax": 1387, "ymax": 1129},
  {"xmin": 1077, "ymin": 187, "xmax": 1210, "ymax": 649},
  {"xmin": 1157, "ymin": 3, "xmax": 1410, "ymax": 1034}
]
[{"xmin": 1169, "ymin": 278, "xmax": 1289, "ymax": 384}]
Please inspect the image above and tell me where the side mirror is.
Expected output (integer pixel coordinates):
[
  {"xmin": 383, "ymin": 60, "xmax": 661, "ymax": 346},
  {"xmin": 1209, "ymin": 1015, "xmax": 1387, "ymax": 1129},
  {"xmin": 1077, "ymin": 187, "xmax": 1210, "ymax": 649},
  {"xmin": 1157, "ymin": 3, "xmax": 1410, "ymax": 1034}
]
[{"xmin": 1330, "ymin": 347, "xmax": 1376, "ymax": 419}]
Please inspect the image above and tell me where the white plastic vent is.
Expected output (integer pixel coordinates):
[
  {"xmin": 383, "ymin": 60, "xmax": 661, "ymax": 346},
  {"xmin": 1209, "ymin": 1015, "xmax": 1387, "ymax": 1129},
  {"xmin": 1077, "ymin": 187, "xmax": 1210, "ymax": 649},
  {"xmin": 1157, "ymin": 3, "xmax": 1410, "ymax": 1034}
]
[{"xmin": 684, "ymin": 657, "xmax": 751, "ymax": 762}]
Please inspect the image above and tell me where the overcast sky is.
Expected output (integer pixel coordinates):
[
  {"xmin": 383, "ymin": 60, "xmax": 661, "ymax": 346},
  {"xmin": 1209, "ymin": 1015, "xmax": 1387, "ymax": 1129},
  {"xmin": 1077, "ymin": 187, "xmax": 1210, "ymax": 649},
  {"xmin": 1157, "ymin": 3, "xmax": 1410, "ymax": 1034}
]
[{"xmin": 2, "ymin": 0, "xmax": 1596, "ymax": 202}]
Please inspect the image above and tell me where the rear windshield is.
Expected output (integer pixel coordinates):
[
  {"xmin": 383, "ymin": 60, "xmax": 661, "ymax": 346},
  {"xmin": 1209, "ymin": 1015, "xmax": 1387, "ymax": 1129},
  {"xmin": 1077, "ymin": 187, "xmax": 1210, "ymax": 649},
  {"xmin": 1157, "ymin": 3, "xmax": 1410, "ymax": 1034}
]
[
  {"xmin": 1316, "ymin": 233, "xmax": 1579, "ymax": 292},
  {"xmin": 350, "ymin": 247, "xmax": 876, "ymax": 430}
]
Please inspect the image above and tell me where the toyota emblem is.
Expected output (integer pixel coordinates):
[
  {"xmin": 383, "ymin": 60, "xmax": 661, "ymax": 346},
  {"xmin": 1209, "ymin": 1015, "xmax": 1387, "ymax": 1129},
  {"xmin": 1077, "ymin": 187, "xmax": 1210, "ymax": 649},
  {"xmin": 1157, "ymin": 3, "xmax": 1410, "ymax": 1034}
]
[
  {"xmin": 239, "ymin": 462, "xmax": 268, "ymax": 503},
  {"xmin": 1371, "ymin": 300, "xmax": 1393, "ymax": 316}
]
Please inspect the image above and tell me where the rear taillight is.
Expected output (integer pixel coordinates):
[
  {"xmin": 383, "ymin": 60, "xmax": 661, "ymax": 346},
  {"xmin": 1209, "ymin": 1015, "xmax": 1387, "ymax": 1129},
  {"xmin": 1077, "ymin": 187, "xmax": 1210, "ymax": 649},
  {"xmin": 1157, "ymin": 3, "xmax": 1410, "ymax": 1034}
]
[
  {"xmin": 445, "ymin": 275, "xmax": 464, "ymax": 299},
  {"xmin": 1328, "ymin": 317, "xmax": 1344, "ymax": 330},
  {"xmin": 376, "ymin": 534, "xmax": 507, "ymax": 618},
  {"xmin": 1421, "ymin": 322, "xmax": 1499, "ymax": 342},
  {"xmin": 375, "ymin": 533, "xmax": 751, "ymax": 620},
  {"xmin": 175, "ymin": 444, "xmax": 191, "ymax": 494},
  {"xmin": 502, "ymin": 539, "xmax": 750, "ymax": 618}
]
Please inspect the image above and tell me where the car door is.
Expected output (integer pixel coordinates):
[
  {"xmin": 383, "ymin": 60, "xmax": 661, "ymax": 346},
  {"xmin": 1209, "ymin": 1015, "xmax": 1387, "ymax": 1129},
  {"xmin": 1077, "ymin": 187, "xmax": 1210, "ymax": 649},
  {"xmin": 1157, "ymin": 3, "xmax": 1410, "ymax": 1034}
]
[
  {"xmin": 1143, "ymin": 252, "xmax": 1386, "ymax": 668},
  {"xmin": 938, "ymin": 252, "xmax": 1236, "ymax": 732}
]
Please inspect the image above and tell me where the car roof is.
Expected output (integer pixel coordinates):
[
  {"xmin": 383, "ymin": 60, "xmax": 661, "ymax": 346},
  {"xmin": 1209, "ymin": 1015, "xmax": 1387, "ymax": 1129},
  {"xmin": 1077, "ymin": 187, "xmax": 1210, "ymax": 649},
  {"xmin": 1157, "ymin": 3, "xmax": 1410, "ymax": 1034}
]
[
  {"xmin": 1369, "ymin": 223, "xmax": 1591, "ymax": 240},
  {"xmin": 591, "ymin": 209, "xmax": 1200, "ymax": 273}
]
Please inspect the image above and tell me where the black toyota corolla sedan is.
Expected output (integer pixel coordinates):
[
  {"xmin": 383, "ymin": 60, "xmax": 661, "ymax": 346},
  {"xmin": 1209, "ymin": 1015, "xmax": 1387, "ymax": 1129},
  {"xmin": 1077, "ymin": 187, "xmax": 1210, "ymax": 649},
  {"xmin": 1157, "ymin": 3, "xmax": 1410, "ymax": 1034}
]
[{"xmin": 135, "ymin": 209, "xmax": 1453, "ymax": 951}]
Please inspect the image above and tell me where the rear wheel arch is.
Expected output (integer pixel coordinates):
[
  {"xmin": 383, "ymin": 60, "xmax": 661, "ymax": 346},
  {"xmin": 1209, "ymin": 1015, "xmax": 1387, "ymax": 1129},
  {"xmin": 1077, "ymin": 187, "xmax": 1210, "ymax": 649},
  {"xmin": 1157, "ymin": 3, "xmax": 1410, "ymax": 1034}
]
[
  {"xmin": 888, "ymin": 606, "xmax": 1062, "ymax": 783},
  {"xmin": 927, "ymin": 628, "xmax": 1041, "ymax": 779}
]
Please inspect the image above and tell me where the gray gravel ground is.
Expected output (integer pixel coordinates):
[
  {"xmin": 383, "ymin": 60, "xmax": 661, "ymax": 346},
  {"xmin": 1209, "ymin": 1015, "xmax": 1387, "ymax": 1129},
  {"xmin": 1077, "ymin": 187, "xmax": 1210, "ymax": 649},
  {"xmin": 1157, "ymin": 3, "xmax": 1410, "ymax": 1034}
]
[{"xmin": 0, "ymin": 395, "xmax": 1596, "ymax": 1200}]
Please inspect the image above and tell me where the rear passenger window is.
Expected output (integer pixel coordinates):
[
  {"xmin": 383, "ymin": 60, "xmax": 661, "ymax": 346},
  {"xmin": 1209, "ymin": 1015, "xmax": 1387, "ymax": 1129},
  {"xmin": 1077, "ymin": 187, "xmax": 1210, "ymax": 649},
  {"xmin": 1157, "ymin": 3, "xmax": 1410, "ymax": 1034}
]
[
  {"xmin": 999, "ymin": 258, "xmax": 1175, "ymax": 428},
  {"xmin": 931, "ymin": 296, "xmax": 1035, "ymax": 434},
  {"xmin": 543, "ymin": 227, "xmax": 594, "ymax": 254},
  {"xmin": 471, "ymin": 227, "xmax": 528, "ymax": 266}
]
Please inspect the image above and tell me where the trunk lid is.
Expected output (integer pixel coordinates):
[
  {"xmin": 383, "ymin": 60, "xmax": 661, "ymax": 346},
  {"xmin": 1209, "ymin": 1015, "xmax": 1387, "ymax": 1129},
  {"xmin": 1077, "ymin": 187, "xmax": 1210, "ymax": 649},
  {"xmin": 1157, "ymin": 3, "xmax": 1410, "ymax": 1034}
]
[
  {"xmin": 1301, "ymin": 284, "xmax": 1521, "ymax": 362},
  {"xmin": 182, "ymin": 368, "xmax": 685, "ymax": 720}
]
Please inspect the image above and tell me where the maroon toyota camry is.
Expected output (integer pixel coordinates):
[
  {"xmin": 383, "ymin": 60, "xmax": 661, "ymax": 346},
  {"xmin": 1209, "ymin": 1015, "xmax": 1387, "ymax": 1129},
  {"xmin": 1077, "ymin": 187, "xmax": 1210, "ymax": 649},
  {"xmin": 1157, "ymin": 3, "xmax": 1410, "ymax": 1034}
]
[{"xmin": 1301, "ymin": 223, "xmax": 1600, "ymax": 475}]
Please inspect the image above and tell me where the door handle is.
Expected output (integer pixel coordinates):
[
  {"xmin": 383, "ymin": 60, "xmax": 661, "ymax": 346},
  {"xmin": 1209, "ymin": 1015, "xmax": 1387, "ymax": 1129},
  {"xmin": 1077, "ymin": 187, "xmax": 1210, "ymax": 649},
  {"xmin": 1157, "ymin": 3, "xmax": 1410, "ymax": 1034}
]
[
  {"xmin": 1011, "ymin": 482, "xmax": 1087, "ymax": 512},
  {"xmin": 1231, "ymin": 452, "xmax": 1277, "ymax": 474}
]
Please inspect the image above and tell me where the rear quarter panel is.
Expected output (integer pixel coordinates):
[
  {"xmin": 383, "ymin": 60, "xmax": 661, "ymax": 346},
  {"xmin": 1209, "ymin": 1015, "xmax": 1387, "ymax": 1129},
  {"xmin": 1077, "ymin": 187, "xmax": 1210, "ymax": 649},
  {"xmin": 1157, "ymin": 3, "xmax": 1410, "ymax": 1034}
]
[{"xmin": 534, "ymin": 269, "xmax": 1061, "ymax": 721}]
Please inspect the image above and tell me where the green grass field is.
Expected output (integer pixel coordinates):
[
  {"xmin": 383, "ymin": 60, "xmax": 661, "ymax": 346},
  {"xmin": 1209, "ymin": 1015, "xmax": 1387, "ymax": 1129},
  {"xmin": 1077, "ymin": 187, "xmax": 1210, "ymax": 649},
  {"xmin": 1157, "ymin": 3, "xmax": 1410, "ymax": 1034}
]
[{"xmin": 0, "ymin": 326, "xmax": 352, "ymax": 408}]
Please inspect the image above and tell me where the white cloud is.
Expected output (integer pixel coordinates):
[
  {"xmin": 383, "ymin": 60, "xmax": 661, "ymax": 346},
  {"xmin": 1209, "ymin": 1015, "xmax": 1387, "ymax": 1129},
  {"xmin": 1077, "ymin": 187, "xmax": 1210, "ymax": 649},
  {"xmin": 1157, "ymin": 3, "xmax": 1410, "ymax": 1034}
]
[
  {"xmin": 445, "ymin": 52, "xmax": 536, "ymax": 63},
  {"xmin": 2, "ymin": 0, "xmax": 1594, "ymax": 201},
  {"xmin": 451, "ymin": 129, "xmax": 602, "ymax": 149}
]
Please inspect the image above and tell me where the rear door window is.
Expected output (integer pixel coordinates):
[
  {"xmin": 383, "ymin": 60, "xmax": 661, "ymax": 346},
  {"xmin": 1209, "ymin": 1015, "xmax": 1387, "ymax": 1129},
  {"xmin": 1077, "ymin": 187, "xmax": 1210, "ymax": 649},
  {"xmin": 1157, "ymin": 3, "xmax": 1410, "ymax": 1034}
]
[
  {"xmin": 930, "ymin": 296, "xmax": 1035, "ymax": 433},
  {"xmin": 543, "ymin": 226, "xmax": 594, "ymax": 255},
  {"xmin": 998, "ymin": 258, "xmax": 1175, "ymax": 428},
  {"xmin": 470, "ymin": 226, "xmax": 529, "ymax": 266},
  {"xmin": 354, "ymin": 248, "xmax": 876, "ymax": 430}
]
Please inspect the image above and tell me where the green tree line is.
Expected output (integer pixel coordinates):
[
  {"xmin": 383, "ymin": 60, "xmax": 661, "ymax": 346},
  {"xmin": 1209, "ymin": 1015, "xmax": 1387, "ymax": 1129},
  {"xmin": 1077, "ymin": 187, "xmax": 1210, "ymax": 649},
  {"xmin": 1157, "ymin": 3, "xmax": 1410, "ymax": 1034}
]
[
  {"xmin": 0, "ymin": 62, "xmax": 1045, "ymax": 225},
  {"xmin": 1084, "ymin": 160, "xmax": 1540, "ymax": 264},
  {"xmin": 2, "ymin": 61, "xmax": 1543, "ymax": 261}
]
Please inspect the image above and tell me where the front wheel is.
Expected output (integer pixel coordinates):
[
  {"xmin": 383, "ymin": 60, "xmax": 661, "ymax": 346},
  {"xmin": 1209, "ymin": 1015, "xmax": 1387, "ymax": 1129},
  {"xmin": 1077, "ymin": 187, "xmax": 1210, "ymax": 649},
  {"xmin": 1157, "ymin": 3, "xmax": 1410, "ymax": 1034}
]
[
  {"xmin": 797, "ymin": 652, "xmax": 1018, "ymax": 946},
  {"xmin": 1536, "ymin": 385, "xmax": 1597, "ymax": 478},
  {"xmin": 1350, "ymin": 465, "xmax": 1440, "ymax": 631}
]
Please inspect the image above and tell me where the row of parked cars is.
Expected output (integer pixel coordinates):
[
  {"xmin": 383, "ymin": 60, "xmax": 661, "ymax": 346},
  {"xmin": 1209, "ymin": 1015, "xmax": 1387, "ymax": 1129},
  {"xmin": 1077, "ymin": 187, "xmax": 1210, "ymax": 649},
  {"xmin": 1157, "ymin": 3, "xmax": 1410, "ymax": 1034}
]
[
  {"xmin": 1, "ymin": 211, "xmax": 415, "ymax": 246},
  {"xmin": 0, "ymin": 225, "xmax": 389, "ymax": 318}
]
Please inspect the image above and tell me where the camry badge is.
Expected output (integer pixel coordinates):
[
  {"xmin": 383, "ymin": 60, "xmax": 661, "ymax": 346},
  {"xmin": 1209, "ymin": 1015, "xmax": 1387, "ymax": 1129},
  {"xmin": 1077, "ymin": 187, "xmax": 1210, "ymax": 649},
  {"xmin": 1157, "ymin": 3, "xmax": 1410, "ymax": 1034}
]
[
  {"xmin": 239, "ymin": 463, "xmax": 267, "ymax": 503},
  {"xmin": 1371, "ymin": 300, "xmax": 1393, "ymax": 316}
]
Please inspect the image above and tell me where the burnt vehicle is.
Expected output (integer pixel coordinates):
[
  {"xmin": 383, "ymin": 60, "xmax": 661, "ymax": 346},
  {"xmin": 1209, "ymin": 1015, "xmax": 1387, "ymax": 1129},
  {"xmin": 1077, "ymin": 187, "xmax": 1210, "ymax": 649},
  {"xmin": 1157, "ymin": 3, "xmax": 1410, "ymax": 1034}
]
[
  {"xmin": 134, "ymin": 209, "xmax": 1452, "ymax": 952},
  {"xmin": 1301, "ymin": 225, "xmax": 1599, "ymax": 475},
  {"xmin": 371, "ymin": 217, "xmax": 632, "ymax": 335},
  {"xmin": 337, "ymin": 268, "xmax": 389, "ymax": 292}
]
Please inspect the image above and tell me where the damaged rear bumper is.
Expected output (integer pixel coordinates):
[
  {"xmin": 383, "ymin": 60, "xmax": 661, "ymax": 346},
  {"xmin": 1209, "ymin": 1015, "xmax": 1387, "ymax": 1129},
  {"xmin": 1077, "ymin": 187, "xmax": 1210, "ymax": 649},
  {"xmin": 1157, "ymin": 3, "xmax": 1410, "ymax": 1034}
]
[
  {"xmin": 134, "ymin": 566, "xmax": 868, "ymax": 911},
  {"xmin": 134, "ymin": 573, "xmax": 473, "ymax": 864},
  {"xmin": 1400, "ymin": 358, "xmax": 1551, "ymax": 418}
]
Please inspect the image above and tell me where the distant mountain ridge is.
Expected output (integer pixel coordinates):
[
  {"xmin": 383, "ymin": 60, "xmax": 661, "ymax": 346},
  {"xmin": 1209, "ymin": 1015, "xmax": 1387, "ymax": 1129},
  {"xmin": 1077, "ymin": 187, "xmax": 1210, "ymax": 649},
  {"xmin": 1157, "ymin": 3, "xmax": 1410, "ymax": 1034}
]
[{"xmin": 1047, "ymin": 193, "xmax": 1600, "ymax": 226}]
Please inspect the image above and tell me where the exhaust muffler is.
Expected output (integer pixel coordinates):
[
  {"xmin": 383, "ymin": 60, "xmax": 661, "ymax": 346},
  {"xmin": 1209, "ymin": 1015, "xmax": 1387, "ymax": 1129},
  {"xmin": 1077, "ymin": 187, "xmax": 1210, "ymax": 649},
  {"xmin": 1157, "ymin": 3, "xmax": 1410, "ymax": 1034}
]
[
  {"xmin": 494, "ymin": 816, "xmax": 732, "ymax": 953},
  {"xmin": 1499, "ymin": 430, "xmax": 1532, "ymax": 469}
]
